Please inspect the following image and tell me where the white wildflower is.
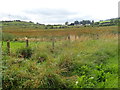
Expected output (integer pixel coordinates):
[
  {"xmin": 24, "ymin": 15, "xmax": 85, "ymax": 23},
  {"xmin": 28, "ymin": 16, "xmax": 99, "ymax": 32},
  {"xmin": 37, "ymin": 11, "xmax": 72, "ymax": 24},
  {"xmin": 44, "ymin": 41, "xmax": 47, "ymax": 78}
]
[
  {"xmin": 90, "ymin": 77, "xmax": 94, "ymax": 79},
  {"xmin": 75, "ymin": 81, "xmax": 78, "ymax": 85}
]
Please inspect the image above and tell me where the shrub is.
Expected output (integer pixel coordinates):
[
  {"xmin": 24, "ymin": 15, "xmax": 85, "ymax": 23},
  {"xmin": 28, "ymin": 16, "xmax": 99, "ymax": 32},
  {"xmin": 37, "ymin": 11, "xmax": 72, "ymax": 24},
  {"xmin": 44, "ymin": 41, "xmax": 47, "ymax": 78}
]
[
  {"xmin": 32, "ymin": 52, "xmax": 48, "ymax": 63},
  {"xmin": 17, "ymin": 47, "xmax": 33, "ymax": 59}
]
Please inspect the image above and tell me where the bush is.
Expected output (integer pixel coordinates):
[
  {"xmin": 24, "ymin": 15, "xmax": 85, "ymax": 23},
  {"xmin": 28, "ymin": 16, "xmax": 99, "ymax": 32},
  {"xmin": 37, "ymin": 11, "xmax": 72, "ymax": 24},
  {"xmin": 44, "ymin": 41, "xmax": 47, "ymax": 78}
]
[
  {"xmin": 17, "ymin": 47, "xmax": 33, "ymax": 59},
  {"xmin": 32, "ymin": 52, "xmax": 49, "ymax": 63}
]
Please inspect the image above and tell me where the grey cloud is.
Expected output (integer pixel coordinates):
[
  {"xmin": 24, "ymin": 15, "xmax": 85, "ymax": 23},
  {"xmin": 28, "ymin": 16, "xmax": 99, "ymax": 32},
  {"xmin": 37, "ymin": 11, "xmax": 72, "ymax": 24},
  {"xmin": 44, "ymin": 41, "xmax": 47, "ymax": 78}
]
[
  {"xmin": 0, "ymin": 8, "xmax": 96, "ymax": 24},
  {"xmin": 10, "ymin": 15, "xmax": 30, "ymax": 20},
  {"xmin": 0, "ymin": 13, "xmax": 30, "ymax": 21},
  {"xmin": 24, "ymin": 8, "xmax": 77, "ymax": 16},
  {"xmin": 23, "ymin": 8, "xmax": 80, "ymax": 24},
  {"xmin": 41, "ymin": 17, "xmax": 68, "ymax": 24},
  {"xmin": 68, "ymin": 16, "xmax": 95, "ymax": 22}
]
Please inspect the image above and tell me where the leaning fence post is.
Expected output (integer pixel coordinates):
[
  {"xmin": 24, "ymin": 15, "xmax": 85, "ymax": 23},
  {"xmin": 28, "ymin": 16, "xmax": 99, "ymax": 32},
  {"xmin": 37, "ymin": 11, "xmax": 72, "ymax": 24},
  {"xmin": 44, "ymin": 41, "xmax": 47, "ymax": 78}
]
[{"xmin": 7, "ymin": 40, "xmax": 10, "ymax": 55}]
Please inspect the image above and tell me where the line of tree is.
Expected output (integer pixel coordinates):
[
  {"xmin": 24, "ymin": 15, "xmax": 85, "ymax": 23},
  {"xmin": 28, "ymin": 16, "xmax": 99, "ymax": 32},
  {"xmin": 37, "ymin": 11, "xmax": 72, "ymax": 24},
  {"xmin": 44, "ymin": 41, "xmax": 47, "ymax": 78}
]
[
  {"xmin": 65, "ymin": 17, "xmax": 120, "ymax": 26},
  {"xmin": 65, "ymin": 20, "xmax": 94, "ymax": 26}
]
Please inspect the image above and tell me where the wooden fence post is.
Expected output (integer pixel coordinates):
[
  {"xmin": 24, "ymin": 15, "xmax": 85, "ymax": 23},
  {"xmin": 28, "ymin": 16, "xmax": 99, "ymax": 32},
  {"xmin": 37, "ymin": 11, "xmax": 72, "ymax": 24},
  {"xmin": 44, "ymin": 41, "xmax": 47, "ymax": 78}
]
[
  {"xmin": 50, "ymin": 38, "xmax": 55, "ymax": 53},
  {"xmin": 96, "ymin": 34, "xmax": 99, "ymax": 39},
  {"xmin": 67, "ymin": 35, "xmax": 70, "ymax": 43},
  {"xmin": 68, "ymin": 35, "xmax": 70, "ymax": 41},
  {"xmin": 7, "ymin": 40, "xmax": 10, "ymax": 55},
  {"xmin": 25, "ymin": 37, "xmax": 29, "ymax": 47},
  {"xmin": 26, "ymin": 39, "xmax": 29, "ymax": 47},
  {"xmin": 92, "ymin": 34, "xmax": 94, "ymax": 39}
]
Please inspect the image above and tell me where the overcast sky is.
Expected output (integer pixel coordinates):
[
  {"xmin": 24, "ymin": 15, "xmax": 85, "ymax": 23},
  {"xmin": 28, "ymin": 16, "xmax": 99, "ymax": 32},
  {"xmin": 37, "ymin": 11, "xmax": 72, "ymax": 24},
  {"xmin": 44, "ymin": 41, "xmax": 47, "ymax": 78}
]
[{"xmin": 0, "ymin": 0, "xmax": 119, "ymax": 24}]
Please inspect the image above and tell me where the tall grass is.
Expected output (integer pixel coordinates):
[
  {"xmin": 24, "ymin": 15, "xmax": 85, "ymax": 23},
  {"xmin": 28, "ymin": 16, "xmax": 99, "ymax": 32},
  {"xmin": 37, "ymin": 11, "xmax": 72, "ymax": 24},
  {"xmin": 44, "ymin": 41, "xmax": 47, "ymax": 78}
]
[
  {"xmin": 2, "ymin": 33, "xmax": 118, "ymax": 88},
  {"xmin": 3, "ymin": 26, "xmax": 117, "ymax": 38}
]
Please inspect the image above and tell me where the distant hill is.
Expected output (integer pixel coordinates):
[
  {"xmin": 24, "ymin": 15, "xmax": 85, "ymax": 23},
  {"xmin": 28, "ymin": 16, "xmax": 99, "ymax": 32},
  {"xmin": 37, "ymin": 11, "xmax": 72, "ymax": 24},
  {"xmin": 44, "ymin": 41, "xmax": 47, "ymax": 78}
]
[
  {"xmin": 1, "ymin": 20, "xmax": 46, "ymax": 30},
  {"xmin": 1, "ymin": 20, "xmax": 69, "ymax": 30},
  {"xmin": 1, "ymin": 17, "xmax": 120, "ymax": 31}
]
